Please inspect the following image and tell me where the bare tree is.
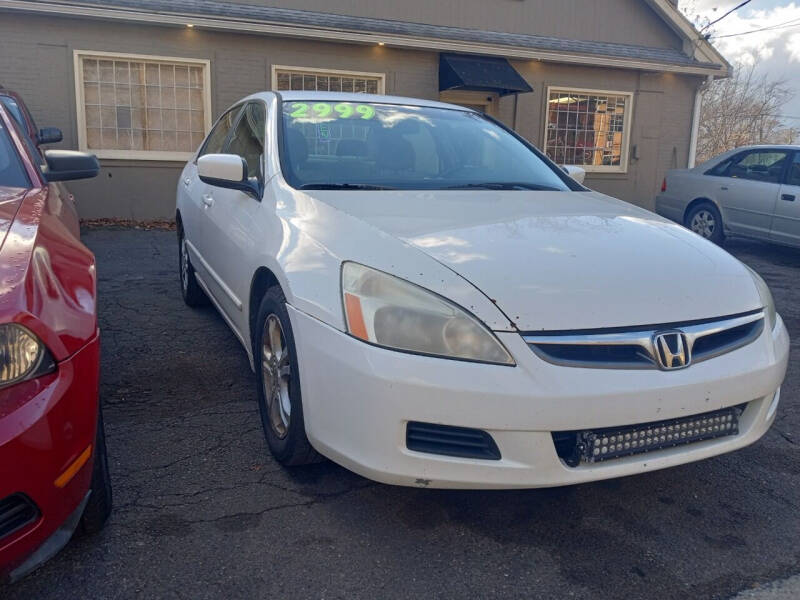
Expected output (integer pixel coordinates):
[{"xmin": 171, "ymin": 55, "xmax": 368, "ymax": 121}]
[
  {"xmin": 680, "ymin": 0, "xmax": 713, "ymax": 32},
  {"xmin": 697, "ymin": 63, "xmax": 795, "ymax": 163}
]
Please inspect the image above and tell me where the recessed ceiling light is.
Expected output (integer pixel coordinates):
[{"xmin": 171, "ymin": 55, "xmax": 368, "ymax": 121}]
[
  {"xmin": 186, "ymin": 24, "xmax": 195, "ymax": 28},
  {"xmin": 378, "ymin": 42, "xmax": 385, "ymax": 46}
]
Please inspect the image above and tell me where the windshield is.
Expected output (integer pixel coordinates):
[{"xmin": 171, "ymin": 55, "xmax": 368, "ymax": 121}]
[
  {"xmin": 280, "ymin": 101, "xmax": 575, "ymax": 191},
  {"xmin": 0, "ymin": 119, "xmax": 30, "ymax": 189}
]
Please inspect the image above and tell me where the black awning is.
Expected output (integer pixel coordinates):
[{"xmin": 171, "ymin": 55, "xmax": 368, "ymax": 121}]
[{"xmin": 439, "ymin": 54, "xmax": 533, "ymax": 97}]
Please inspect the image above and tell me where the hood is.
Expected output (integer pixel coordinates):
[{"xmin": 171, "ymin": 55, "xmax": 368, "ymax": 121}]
[
  {"xmin": 311, "ymin": 190, "xmax": 762, "ymax": 331},
  {"xmin": 0, "ymin": 186, "xmax": 25, "ymax": 252}
]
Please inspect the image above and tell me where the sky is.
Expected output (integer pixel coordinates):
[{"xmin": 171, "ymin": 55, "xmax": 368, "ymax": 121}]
[{"xmin": 683, "ymin": 0, "xmax": 800, "ymax": 123}]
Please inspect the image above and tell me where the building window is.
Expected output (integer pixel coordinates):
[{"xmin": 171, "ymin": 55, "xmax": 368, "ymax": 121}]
[
  {"xmin": 544, "ymin": 87, "xmax": 633, "ymax": 173},
  {"xmin": 74, "ymin": 51, "xmax": 211, "ymax": 160},
  {"xmin": 272, "ymin": 66, "xmax": 384, "ymax": 95}
]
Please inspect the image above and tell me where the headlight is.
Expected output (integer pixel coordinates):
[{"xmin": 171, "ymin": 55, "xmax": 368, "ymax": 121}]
[
  {"xmin": 746, "ymin": 267, "xmax": 776, "ymax": 330},
  {"xmin": 0, "ymin": 324, "xmax": 56, "ymax": 388},
  {"xmin": 341, "ymin": 262, "xmax": 515, "ymax": 365}
]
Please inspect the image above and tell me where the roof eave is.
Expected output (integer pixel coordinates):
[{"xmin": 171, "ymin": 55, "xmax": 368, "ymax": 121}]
[
  {"xmin": 1, "ymin": 0, "xmax": 726, "ymax": 76},
  {"xmin": 644, "ymin": 0, "xmax": 731, "ymax": 77}
]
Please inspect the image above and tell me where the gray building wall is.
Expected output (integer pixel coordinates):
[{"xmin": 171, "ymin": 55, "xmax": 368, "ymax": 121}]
[{"xmin": 0, "ymin": 11, "xmax": 700, "ymax": 219}]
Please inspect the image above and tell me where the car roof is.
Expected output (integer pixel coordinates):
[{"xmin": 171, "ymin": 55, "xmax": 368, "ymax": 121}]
[
  {"xmin": 242, "ymin": 91, "xmax": 473, "ymax": 112},
  {"xmin": 725, "ymin": 144, "xmax": 800, "ymax": 152}
]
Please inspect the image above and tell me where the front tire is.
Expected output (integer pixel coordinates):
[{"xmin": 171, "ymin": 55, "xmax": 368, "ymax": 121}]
[
  {"xmin": 178, "ymin": 228, "xmax": 208, "ymax": 307},
  {"xmin": 80, "ymin": 409, "xmax": 113, "ymax": 534},
  {"xmin": 254, "ymin": 286, "xmax": 322, "ymax": 466},
  {"xmin": 686, "ymin": 202, "xmax": 725, "ymax": 245}
]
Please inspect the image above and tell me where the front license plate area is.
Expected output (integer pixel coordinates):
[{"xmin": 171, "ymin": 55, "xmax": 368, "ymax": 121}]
[{"xmin": 577, "ymin": 405, "xmax": 743, "ymax": 464}]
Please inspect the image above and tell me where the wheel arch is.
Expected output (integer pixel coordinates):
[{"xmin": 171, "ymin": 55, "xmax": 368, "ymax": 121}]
[
  {"xmin": 249, "ymin": 267, "xmax": 283, "ymax": 352},
  {"xmin": 683, "ymin": 197, "xmax": 722, "ymax": 227}
]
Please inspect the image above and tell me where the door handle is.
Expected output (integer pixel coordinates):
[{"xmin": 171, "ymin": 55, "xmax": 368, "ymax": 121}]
[
  {"xmin": 720, "ymin": 186, "xmax": 729, "ymax": 191},
  {"xmin": 781, "ymin": 194, "xmax": 796, "ymax": 202},
  {"xmin": 202, "ymin": 194, "xmax": 214, "ymax": 207}
]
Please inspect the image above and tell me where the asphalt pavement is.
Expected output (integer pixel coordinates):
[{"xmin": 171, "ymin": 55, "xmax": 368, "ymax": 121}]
[{"xmin": 2, "ymin": 228, "xmax": 798, "ymax": 599}]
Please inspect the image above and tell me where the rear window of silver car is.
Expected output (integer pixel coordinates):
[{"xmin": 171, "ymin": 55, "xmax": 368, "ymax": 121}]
[{"xmin": 279, "ymin": 101, "xmax": 574, "ymax": 191}]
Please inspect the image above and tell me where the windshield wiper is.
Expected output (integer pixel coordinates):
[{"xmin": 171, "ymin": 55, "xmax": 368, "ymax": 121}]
[
  {"xmin": 298, "ymin": 183, "xmax": 396, "ymax": 191},
  {"xmin": 444, "ymin": 182, "xmax": 563, "ymax": 191}
]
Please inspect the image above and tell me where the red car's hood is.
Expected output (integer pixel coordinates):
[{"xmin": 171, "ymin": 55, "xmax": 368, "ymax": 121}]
[{"xmin": 0, "ymin": 186, "xmax": 26, "ymax": 251}]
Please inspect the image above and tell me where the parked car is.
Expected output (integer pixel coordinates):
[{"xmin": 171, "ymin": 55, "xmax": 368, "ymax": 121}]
[
  {"xmin": 562, "ymin": 164, "xmax": 586, "ymax": 184},
  {"xmin": 0, "ymin": 101, "xmax": 111, "ymax": 582},
  {"xmin": 656, "ymin": 145, "xmax": 800, "ymax": 246},
  {"xmin": 0, "ymin": 86, "xmax": 63, "ymax": 148},
  {"xmin": 177, "ymin": 92, "xmax": 788, "ymax": 489}
]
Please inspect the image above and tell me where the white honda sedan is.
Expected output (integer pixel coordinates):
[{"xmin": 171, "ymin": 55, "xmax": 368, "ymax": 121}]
[{"xmin": 176, "ymin": 92, "xmax": 789, "ymax": 489}]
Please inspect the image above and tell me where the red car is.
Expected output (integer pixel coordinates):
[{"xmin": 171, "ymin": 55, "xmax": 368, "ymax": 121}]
[{"xmin": 0, "ymin": 97, "xmax": 111, "ymax": 582}]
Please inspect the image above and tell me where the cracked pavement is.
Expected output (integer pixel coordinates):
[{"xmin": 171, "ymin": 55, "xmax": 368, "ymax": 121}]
[{"xmin": 2, "ymin": 229, "xmax": 798, "ymax": 599}]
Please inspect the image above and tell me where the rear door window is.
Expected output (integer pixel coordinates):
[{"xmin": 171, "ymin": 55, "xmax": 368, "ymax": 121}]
[
  {"xmin": 0, "ymin": 120, "xmax": 31, "ymax": 188},
  {"xmin": 716, "ymin": 150, "xmax": 790, "ymax": 184}
]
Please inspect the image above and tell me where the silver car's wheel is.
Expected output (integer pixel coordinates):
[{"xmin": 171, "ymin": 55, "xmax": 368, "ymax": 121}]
[
  {"xmin": 690, "ymin": 209, "xmax": 716, "ymax": 239},
  {"xmin": 686, "ymin": 202, "xmax": 724, "ymax": 245},
  {"xmin": 178, "ymin": 228, "xmax": 207, "ymax": 307},
  {"xmin": 180, "ymin": 238, "xmax": 190, "ymax": 293},
  {"xmin": 254, "ymin": 286, "xmax": 321, "ymax": 466},
  {"xmin": 261, "ymin": 314, "xmax": 292, "ymax": 439}
]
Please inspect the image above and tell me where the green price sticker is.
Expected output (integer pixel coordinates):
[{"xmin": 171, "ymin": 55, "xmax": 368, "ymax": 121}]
[
  {"xmin": 290, "ymin": 103, "xmax": 309, "ymax": 118},
  {"xmin": 288, "ymin": 102, "xmax": 376, "ymax": 120}
]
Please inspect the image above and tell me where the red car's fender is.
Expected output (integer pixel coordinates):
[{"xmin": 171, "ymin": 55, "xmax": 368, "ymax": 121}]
[{"xmin": 0, "ymin": 111, "xmax": 97, "ymax": 360}]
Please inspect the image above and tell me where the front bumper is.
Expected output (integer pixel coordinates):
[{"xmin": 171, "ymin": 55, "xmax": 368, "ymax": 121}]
[
  {"xmin": 289, "ymin": 306, "xmax": 789, "ymax": 489},
  {"xmin": 0, "ymin": 334, "xmax": 100, "ymax": 578}
]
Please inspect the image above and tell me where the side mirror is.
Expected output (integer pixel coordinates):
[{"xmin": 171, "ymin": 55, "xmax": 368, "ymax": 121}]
[
  {"xmin": 562, "ymin": 165, "xmax": 586, "ymax": 185},
  {"xmin": 37, "ymin": 127, "xmax": 63, "ymax": 145},
  {"xmin": 44, "ymin": 150, "xmax": 99, "ymax": 182},
  {"xmin": 197, "ymin": 153, "xmax": 261, "ymax": 199}
]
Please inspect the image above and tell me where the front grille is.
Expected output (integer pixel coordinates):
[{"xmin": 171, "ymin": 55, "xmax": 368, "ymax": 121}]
[
  {"xmin": 406, "ymin": 422, "xmax": 501, "ymax": 460},
  {"xmin": 552, "ymin": 405, "xmax": 745, "ymax": 467},
  {"xmin": 523, "ymin": 310, "xmax": 764, "ymax": 370},
  {"xmin": 0, "ymin": 494, "xmax": 39, "ymax": 541}
]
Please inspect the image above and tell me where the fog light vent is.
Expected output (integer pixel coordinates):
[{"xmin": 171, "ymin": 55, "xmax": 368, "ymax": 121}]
[
  {"xmin": 406, "ymin": 422, "xmax": 501, "ymax": 460},
  {"xmin": 0, "ymin": 493, "xmax": 39, "ymax": 541}
]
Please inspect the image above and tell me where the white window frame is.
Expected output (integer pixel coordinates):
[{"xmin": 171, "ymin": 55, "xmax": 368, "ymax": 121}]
[
  {"xmin": 542, "ymin": 86, "xmax": 634, "ymax": 174},
  {"xmin": 270, "ymin": 65, "xmax": 386, "ymax": 95},
  {"xmin": 73, "ymin": 50, "xmax": 212, "ymax": 161}
]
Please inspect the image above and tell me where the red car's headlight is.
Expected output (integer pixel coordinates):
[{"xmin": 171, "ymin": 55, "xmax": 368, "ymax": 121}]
[{"xmin": 0, "ymin": 324, "xmax": 56, "ymax": 389}]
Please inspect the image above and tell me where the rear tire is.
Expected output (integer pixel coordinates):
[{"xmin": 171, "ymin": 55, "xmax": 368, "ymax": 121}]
[
  {"xmin": 686, "ymin": 202, "xmax": 725, "ymax": 245},
  {"xmin": 179, "ymin": 228, "xmax": 208, "ymax": 307},
  {"xmin": 254, "ymin": 286, "xmax": 322, "ymax": 466},
  {"xmin": 79, "ymin": 410, "xmax": 112, "ymax": 534}
]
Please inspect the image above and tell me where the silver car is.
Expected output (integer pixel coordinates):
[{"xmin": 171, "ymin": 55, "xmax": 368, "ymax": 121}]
[{"xmin": 656, "ymin": 145, "xmax": 800, "ymax": 246}]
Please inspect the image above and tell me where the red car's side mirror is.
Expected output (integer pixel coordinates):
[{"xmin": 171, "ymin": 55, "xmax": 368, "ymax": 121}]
[{"xmin": 43, "ymin": 150, "xmax": 99, "ymax": 182}]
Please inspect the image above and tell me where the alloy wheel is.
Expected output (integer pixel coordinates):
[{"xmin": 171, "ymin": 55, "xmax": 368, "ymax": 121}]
[
  {"xmin": 180, "ymin": 238, "xmax": 190, "ymax": 292},
  {"xmin": 261, "ymin": 314, "xmax": 292, "ymax": 439},
  {"xmin": 690, "ymin": 210, "xmax": 716, "ymax": 239}
]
